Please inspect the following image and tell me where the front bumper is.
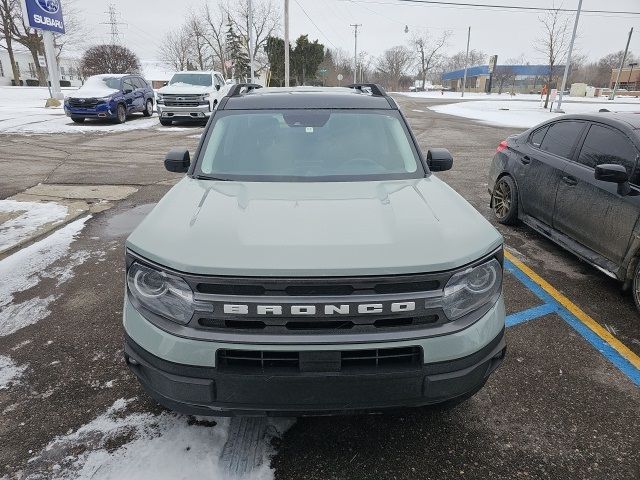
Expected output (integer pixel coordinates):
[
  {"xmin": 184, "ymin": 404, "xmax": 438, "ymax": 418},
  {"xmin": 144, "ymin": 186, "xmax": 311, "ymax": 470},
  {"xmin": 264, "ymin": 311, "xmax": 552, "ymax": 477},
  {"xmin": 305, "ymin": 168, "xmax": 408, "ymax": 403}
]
[
  {"xmin": 64, "ymin": 104, "xmax": 115, "ymax": 118},
  {"xmin": 123, "ymin": 296, "xmax": 506, "ymax": 415},
  {"xmin": 157, "ymin": 103, "xmax": 211, "ymax": 119}
]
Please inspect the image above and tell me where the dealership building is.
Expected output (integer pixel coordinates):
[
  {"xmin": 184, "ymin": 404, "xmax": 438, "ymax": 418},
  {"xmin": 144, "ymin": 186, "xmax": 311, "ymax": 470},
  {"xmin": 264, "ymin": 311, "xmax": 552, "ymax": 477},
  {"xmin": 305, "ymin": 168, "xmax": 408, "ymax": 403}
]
[{"xmin": 442, "ymin": 64, "xmax": 566, "ymax": 93}]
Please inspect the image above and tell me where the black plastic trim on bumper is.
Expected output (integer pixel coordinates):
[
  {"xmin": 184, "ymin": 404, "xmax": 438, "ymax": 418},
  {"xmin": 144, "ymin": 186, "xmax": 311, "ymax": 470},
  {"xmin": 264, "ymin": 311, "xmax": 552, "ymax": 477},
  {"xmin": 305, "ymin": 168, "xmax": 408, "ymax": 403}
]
[{"xmin": 124, "ymin": 329, "xmax": 505, "ymax": 416}]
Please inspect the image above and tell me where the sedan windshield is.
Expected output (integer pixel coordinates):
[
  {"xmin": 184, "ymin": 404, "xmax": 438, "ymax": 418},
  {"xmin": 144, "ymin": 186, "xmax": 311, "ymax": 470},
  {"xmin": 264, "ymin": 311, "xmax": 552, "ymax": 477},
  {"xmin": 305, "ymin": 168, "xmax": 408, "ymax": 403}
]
[
  {"xmin": 197, "ymin": 110, "xmax": 422, "ymax": 181},
  {"xmin": 80, "ymin": 76, "xmax": 121, "ymax": 91},
  {"xmin": 169, "ymin": 73, "xmax": 212, "ymax": 87}
]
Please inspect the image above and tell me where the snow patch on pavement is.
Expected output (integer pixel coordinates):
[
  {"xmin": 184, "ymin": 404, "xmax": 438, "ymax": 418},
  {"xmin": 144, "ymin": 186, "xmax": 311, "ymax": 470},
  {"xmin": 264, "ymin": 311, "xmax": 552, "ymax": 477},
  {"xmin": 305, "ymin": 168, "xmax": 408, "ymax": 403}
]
[
  {"xmin": 0, "ymin": 355, "xmax": 27, "ymax": 390},
  {"xmin": 0, "ymin": 216, "xmax": 90, "ymax": 336},
  {"xmin": 23, "ymin": 398, "xmax": 292, "ymax": 480},
  {"xmin": 0, "ymin": 200, "xmax": 68, "ymax": 252},
  {"xmin": 428, "ymin": 99, "xmax": 640, "ymax": 128}
]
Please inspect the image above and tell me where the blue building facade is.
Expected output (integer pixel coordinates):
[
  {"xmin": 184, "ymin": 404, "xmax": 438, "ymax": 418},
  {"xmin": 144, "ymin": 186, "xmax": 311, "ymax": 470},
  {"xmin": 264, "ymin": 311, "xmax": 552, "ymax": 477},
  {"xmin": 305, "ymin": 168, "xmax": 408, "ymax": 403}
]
[{"xmin": 442, "ymin": 64, "xmax": 566, "ymax": 93}]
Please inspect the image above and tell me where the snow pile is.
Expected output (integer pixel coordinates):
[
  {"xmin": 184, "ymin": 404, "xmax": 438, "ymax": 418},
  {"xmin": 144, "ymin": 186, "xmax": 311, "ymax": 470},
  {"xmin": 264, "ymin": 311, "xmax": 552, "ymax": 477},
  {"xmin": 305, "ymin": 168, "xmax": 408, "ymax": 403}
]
[
  {"xmin": 24, "ymin": 399, "xmax": 292, "ymax": 480},
  {"xmin": 0, "ymin": 216, "xmax": 90, "ymax": 336},
  {"xmin": 0, "ymin": 86, "xmax": 158, "ymax": 134},
  {"xmin": 428, "ymin": 99, "xmax": 640, "ymax": 128},
  {"xmin": 0, "ymin": 199, "xmax": 69, "ymax": 252},
  {"xmin": 0, "ymin": 355, "xmax": 27, "ymax": 390}
]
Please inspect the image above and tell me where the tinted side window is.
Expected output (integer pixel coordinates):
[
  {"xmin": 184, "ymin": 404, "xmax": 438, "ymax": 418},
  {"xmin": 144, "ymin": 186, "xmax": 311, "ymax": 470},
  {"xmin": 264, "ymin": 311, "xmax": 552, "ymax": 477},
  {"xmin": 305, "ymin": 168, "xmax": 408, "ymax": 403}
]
[
  {"xmin": 578, "ymin": 124, "xmax": 638, "ymax": 183},
  {"xmin": 540, "ymin": 121, "xmax": 584, "ymax": 159},
  {"xmin": 529, "ymin": 126, "xmax": 548, "ymax": 148},
  {"xmin": 134, "ymin": 77, "xmax": 146, "ymax": 89},
  {"xmin": 122, "ymin": 78, "xmax": 136, "ymax": 92}
]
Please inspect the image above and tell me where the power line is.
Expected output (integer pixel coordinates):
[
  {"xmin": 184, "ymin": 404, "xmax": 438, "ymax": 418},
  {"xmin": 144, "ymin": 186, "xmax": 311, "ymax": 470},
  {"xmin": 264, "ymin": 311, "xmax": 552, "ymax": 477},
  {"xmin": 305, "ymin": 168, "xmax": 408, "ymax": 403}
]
[
  {"xmin": 101, "ymin": 4, "xmax": 126, "ymax": 44},
  {"xmin": 293, "ymin": 0, "xmax": 339, "ymax": 49},
  {"xmin": 373, "ymin": 0, "xmax": 640, "ymax": 16}
]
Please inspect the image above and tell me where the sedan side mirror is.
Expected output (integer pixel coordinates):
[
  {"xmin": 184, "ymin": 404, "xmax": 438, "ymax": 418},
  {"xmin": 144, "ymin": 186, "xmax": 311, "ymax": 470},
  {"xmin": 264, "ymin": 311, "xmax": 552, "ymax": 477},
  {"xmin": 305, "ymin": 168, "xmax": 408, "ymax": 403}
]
[
  {"xmin": 165, "ymin": 148, "xmax": 190, "ymax": 173},
  {"xmin": 595, "ymin": 163, "xmax": 630, "ymax": 195},
  {"xmin": 426, "ymin": 148, "xmax": 453, "ymax": 172}
]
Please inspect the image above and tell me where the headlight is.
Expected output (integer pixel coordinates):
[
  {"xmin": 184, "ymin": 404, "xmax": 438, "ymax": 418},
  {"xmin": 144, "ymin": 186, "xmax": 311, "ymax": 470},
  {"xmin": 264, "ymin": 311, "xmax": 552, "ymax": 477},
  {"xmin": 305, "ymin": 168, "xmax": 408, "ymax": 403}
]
[
  {"xmin": 156, "ymin": 94, "xmax": 164, "ymax": 102},
  {"xmin": 127, "ymin": 262, "xmax": 194, "ymax": 324},
  {"xmin": 442, "ymin": 258, "xmax": 502, "ymax": 320}
]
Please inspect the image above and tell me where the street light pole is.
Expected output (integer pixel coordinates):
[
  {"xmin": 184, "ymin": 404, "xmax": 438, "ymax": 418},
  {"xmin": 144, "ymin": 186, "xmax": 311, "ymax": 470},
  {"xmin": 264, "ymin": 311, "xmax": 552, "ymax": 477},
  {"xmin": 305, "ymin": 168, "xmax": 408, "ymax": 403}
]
[
  {"xmin": 351, "ymin": 24, "xmax": 361, "ymax": 84},
  {"xmin": 248, "ymin": 0, "xmax": 255, "ymax": 83},
  {"xmin": 284, "ymin": 0, "xmax": 290, "ymax": 87},
  {"xmin": 461, "ymin": 26, "xmax": 470, "ymax": 97},
  {"xmin": 554, "ymin": 0, "xmax": 582, "ymax": 112},
  {"xmin": 610, "ymin": 27, "xmax": 633, "ymax": 100}
]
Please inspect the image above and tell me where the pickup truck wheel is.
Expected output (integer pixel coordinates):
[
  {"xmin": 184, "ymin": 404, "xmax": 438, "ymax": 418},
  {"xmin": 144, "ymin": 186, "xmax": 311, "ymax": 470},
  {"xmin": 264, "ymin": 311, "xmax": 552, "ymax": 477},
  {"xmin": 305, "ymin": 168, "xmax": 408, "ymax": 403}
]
[
  {"xmin": 492, "ymin": 175, "xmax": 518, "ymax": 225},
  {"xmin": 159, "ymin": 118, "xmax": 172, "ymax": 126},
  {"xmin": 143, "ymin": 99, "xmax": 153, "ymax": 117},
  {"xmin": 115, "ymin": 104, "xmax": 127, "ymax": 124},
  {"xmin": 71, "ymin": 117, "xmax": 85, "ymax": 124},
  {"xmin": 632, "ymin": 261, "xmax": 640, "ymax": 314}
]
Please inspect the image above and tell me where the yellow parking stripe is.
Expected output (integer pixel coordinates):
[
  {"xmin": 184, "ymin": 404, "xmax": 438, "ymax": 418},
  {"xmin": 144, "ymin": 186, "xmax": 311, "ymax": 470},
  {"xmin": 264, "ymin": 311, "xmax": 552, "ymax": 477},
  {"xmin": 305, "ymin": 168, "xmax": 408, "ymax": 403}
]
[{"xmin": 504, "ymin": 250, "xmax": 640, "ymax": 370}]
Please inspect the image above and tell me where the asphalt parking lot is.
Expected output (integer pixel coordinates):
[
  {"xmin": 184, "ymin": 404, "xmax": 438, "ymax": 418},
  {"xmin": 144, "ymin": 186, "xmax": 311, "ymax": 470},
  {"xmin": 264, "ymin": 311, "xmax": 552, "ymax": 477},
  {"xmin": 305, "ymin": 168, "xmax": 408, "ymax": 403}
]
[{"xmin": 0, "ymin": 95, "xmax": 638, "ymax": 479}]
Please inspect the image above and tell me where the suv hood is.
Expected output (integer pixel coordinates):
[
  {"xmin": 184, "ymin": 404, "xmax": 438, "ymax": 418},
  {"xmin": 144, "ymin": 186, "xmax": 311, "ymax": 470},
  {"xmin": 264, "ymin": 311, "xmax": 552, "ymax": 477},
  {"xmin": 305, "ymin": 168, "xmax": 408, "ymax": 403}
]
[
  {"xmin": 158, "ymin": 84, "xmax": 211, "ymax": 94},
  {"xmin": 127, "ymin": 177, "xmax": 502, "ymax": 276},
  {"xmin": 68, "ymin": 88, "xmax": 118, "ymax": 99}
]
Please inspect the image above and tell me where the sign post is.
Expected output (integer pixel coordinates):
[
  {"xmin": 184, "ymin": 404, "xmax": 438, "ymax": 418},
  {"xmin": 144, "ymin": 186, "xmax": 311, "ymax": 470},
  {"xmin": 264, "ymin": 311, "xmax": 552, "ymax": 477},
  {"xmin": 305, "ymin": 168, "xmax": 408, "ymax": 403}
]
[
  {"xmin": 486, "ymin": 54, "xmax": 498, "ymax": 94},
  {"xmin": 21, "ymin": 0, "xmax": 65, "ymax": 100}
]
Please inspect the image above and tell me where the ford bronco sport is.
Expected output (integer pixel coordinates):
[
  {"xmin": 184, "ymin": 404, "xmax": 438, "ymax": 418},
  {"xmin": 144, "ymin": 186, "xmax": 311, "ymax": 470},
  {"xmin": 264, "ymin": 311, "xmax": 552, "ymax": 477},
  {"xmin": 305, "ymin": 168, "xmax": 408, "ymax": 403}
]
[{"xmin": 123, "ymin": 84, "xmax": 506, "ymax": 415}]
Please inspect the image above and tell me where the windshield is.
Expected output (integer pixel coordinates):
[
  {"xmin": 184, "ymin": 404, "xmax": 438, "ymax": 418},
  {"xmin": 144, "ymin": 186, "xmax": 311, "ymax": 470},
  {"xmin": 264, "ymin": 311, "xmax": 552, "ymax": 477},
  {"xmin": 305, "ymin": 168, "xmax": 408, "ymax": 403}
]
[
  {"xmin": 80, "ymin": 76, "xmax": 121, "ymax": 91},
  {"xmin": 197, "ymin": 110, "xmax": 422, "ymax": 181},
  {"xmin": 169, "ymin": 73, "xmax": 212, "ymax": 87}
]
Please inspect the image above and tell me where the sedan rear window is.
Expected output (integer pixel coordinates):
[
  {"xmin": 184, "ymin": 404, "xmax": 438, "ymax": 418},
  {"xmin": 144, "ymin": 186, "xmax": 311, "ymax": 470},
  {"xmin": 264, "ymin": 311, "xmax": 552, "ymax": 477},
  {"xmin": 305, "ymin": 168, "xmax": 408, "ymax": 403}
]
[
  {"xmin": 540, "ymin": 121, "xmax": 585, "ymax": 159},
  {"xmin": 197, "ymin": 110, "xmax": 422, "ymax": 181}
]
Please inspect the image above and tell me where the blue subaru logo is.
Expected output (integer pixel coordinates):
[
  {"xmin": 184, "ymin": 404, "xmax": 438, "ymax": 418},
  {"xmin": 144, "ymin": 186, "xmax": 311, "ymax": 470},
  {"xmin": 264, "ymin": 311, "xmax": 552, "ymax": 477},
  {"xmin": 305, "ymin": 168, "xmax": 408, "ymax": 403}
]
[{"xmin": 36, "ymin": 0, "xmax": 60, "ymax": 14}]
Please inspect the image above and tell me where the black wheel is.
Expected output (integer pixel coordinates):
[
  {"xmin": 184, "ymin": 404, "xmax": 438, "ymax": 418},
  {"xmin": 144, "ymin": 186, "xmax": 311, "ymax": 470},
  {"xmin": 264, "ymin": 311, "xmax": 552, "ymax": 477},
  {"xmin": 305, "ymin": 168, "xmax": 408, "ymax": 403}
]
[
  {"xmin": 115, "ymin": 104, "xmax": 127, "ymax": 124},
  {"xmin": 159, "ymin": 117, "xmax": 173, "ymax": 126},
  {"xmin": 143, "ymin": 99, "xmax": 153, "ymax": 117},
  {"xmin": 492, "ymin": 175, "xmax": 519, "ymax": 225},
  {"xmin": 71, "ymin": 117, "xmax": 85, "ymax": 123},
  {"xmin": 632, "ymin": 261, "xmax": 640, "ymax": 314}
]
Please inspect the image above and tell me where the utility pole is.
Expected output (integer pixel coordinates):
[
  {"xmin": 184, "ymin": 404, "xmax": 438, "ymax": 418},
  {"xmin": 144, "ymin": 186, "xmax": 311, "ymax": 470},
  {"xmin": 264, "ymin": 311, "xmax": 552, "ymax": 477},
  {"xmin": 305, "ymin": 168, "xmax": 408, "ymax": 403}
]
[
  {"xmin": 284, "ymin": 0, "xmax": 290, "ymax": 87},
  {"xmin": 351, "ymin": 24, "xmax": 361, "ymax": 84},
  {"xmin": 248, "ymin": 0, "xmax": 255, "ymax": 83},
  {"xmin": 461, "ymin": 26, "xmax": 470, "ymax": 97},
  {"xmin": 555, "ymin": 0, "xmax": 582, "ymax": 112},
  {"xmin": 610, "ymin": 28, "xmax": 634, "ymax": 100}
]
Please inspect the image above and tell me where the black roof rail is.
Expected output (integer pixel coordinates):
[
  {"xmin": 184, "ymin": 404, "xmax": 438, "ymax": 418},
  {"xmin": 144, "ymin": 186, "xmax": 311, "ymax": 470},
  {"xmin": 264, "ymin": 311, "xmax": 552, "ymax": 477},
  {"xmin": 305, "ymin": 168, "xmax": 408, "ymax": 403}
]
[
  {"xmin": 226, "ymin": 83, "xmax": 263, "ymax": 97},
  {"xmin": 346, "ymin": 83, "xmax": 388, "ymax": 97}
]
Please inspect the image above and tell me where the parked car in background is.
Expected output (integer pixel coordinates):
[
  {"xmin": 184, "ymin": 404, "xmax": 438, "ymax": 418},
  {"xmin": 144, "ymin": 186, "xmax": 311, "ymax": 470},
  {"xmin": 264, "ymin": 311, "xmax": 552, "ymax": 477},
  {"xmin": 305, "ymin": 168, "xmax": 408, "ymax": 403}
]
[
  {"xmin": 156, "ymin": 71, "xmax": 229, "ymax": 126},
  {"xmin": 64, "ymin": 74, "xmax": 154, "ymax": 124},
  {"xmin": 488, "ymin": 113, "xmax": 640, "ymax": 313}
]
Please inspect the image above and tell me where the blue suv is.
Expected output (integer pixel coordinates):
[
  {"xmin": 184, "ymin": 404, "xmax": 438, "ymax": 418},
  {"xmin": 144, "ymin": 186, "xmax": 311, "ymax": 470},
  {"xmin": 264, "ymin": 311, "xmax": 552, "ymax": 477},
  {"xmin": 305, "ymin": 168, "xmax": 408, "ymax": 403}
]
[{"xmin": 64, "ymin": 74, "xmax": 155, "ymax": 124}]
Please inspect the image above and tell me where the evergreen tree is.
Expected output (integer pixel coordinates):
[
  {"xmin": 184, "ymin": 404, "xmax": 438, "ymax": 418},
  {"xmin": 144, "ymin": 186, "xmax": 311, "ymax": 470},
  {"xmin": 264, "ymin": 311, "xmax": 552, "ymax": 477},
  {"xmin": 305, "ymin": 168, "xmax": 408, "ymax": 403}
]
[{"xmin": 226, "ymin": 17, "xmax": 249, "ymax": 81}]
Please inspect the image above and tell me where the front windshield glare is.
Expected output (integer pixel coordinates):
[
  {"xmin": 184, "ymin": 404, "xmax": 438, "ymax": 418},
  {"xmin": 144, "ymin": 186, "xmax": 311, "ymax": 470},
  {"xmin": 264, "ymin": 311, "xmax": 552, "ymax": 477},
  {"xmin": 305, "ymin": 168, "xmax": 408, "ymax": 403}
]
[
  {"xmin": 170, "ymin": 73, "xmax": 212, "ymax": 87},
  {"xmin": 199, "ymin": 111, "xmax": 421, "ymax": 181}
]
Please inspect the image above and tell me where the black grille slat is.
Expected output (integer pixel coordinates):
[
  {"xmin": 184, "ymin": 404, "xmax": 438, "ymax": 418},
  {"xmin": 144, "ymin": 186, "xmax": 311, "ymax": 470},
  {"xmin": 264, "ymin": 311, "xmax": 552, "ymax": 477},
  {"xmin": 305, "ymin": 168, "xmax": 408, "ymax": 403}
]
[
  {"xmin": 217, "ymin": 346, "xmax": 422, "ymax": 373},
  {"xmin": 68, "ymin": 97, "xmax": 102, "ymax": 108}
]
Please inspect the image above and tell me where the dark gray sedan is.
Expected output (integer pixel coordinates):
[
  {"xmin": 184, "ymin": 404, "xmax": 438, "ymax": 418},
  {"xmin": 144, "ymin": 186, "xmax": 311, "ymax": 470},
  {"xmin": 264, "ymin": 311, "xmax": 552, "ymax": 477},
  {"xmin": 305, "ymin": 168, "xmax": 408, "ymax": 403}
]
[{"xmin": 488, "ymin": 113, "xmax": 640, "ymax": 314}]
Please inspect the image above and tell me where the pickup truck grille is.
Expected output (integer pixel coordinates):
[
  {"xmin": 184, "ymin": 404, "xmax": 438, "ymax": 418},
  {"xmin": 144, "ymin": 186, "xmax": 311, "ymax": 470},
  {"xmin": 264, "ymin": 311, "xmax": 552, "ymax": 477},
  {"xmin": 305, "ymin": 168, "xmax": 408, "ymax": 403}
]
[
  {"xmin": 162, "ymin": 94, "xmax": 203, "ymax": 107},
  {"xmin": 67, "ymin": 97, "xmax": 103, "ymax": 108}
]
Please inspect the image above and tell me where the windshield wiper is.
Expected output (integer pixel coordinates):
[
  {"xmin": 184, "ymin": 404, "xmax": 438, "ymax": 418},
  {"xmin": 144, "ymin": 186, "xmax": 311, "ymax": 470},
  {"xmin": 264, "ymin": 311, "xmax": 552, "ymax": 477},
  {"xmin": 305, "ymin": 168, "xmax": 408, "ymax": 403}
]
[{"xmin": 194, "ymin": 174, "xmax": 227, "ymax": 181}]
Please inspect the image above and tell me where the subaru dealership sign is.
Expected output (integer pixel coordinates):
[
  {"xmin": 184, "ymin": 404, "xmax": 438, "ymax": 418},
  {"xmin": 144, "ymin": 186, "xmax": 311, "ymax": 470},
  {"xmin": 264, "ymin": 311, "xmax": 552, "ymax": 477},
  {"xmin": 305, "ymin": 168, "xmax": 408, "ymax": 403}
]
[{"xmin": 23, "ymin": 0, "xmax": 65, "ymax": 34}]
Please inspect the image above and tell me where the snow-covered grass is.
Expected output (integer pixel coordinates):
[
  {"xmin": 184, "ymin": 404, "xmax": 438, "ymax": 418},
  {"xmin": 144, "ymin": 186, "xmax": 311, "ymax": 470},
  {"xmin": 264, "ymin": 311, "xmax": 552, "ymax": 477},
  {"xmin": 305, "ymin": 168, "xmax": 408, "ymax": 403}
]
[
  {"xmin": 0, "ymin": 216, "xmax": 90, "ymax": 336},
  {"xmin": 428, "ymin": 98, "xmax": 640, "ymax": 128},
  {"xmin": 0, "ymin": 355, "xmax": 27, "ymax": 390},
  {"xmin": 24, "ymin": 398, "xmax": 293, "ymax": 480},
  {"xmin": 0, "ymin": 199, "xmax": 69, "ymax": 252},
  {"xmin": 0, "ymin": 86, "xmax": 159, "ymax": 134}
]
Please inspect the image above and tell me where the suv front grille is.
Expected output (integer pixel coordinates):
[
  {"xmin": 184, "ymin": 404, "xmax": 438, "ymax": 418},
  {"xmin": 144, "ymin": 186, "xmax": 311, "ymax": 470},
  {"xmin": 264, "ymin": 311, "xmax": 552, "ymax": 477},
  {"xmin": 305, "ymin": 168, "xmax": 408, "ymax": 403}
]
[
  {"xmin": 68, "ymin": 97, "xmax": 102, "ymax": 108},
  {"xmin": 217, "ymin": 346, "xmax": 422, "ymax": 373}
]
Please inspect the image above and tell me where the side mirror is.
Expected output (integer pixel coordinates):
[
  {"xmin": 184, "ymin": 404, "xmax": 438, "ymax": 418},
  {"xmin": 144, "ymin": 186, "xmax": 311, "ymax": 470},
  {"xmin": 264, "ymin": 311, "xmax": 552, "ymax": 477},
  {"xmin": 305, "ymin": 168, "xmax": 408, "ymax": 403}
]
[
  {"xmin": 165, "ymin": 148, "xmax": 190, "ymax": 173},
  {"xmin": 215, "ymin": 84, "xmax": 221, "ymax": 91},
  {"xmin": 123, "ymin": 88, "xmax": 133, "ymax": 94},
  {"xmin": 595, "ymin": 163, "xmax": 630, "ymax": 195},
  {"xmin": 225, "ymin": 79, "xmax": 234, "ymax": 85},
  {"xmin": 426, "ymin": 148, "xmax": 453, "ymax": 172}
]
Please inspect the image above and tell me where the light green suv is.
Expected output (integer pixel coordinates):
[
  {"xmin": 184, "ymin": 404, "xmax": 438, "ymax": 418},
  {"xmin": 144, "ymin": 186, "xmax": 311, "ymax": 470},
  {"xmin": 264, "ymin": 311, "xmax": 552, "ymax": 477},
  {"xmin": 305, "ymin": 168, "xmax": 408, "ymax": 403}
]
[{"xmin": 123, "ymin": 84, "xmax": 506, "ymax": 415}]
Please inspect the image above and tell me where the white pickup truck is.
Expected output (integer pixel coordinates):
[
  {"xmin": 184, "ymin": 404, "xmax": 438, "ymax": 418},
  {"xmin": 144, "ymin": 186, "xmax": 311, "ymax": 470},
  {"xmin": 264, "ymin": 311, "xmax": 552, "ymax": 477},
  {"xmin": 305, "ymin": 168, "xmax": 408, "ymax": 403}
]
[{"xmin": 156, "ymin": 71, "xmax": 229, "ymax": 126}]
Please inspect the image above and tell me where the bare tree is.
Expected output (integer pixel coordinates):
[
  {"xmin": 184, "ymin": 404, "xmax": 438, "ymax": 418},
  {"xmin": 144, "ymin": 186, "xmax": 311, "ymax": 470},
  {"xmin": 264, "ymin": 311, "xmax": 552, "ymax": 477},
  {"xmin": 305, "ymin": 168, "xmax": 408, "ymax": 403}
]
[
  {"xmin": 80, "ymin": 44, "xmax": 140, "ymax": 76},
  {"xmin": 375, "ymin": 45, "xmax": 413, "ymax": 91},
  {"xmin": 411, "ymin": 30, "xmax": 450, "ymax": 89},
  {"xmin": 0, "ymin": 0, "xmax": 20, "ymax": 85},
  {"xmin": 158, "ymin": 26, "xmax": 193, "ymax": 71},
  {"xmin": 200, "ymin": 3, "xmax": 229, "ymax": 75},
  {"xmin": 535, "ymin": 7, "xmax": 572, "ymax": 108}
]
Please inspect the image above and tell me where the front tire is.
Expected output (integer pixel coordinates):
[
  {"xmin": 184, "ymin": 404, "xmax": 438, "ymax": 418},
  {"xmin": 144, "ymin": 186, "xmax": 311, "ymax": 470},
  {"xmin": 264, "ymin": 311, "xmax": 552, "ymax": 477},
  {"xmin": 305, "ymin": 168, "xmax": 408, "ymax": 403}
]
[
  {"xmin": 143, "ymin": 99, "xmax": 153, "ymax": 117},
  {"xmin": 71, "ymin": 117, "xmax": 85, "ymax": 124},
  {"xmin": 159, "ymin": 117, "xmax": 172, "ymax": 126},
  {"xmin": 492, "ymin": 175, "xmax": 519, "ymax": 225},
  {"xmin": 115, "ymin": 104, "xmax": 127, "ymax": 124}
]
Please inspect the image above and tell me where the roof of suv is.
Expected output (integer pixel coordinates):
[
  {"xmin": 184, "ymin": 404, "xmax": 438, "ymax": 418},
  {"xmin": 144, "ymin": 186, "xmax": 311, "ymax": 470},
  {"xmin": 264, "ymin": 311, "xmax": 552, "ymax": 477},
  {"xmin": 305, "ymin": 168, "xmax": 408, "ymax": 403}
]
[{"xmin": 222, "ymin": 85, "xmax": 397, "ymax": 110}]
